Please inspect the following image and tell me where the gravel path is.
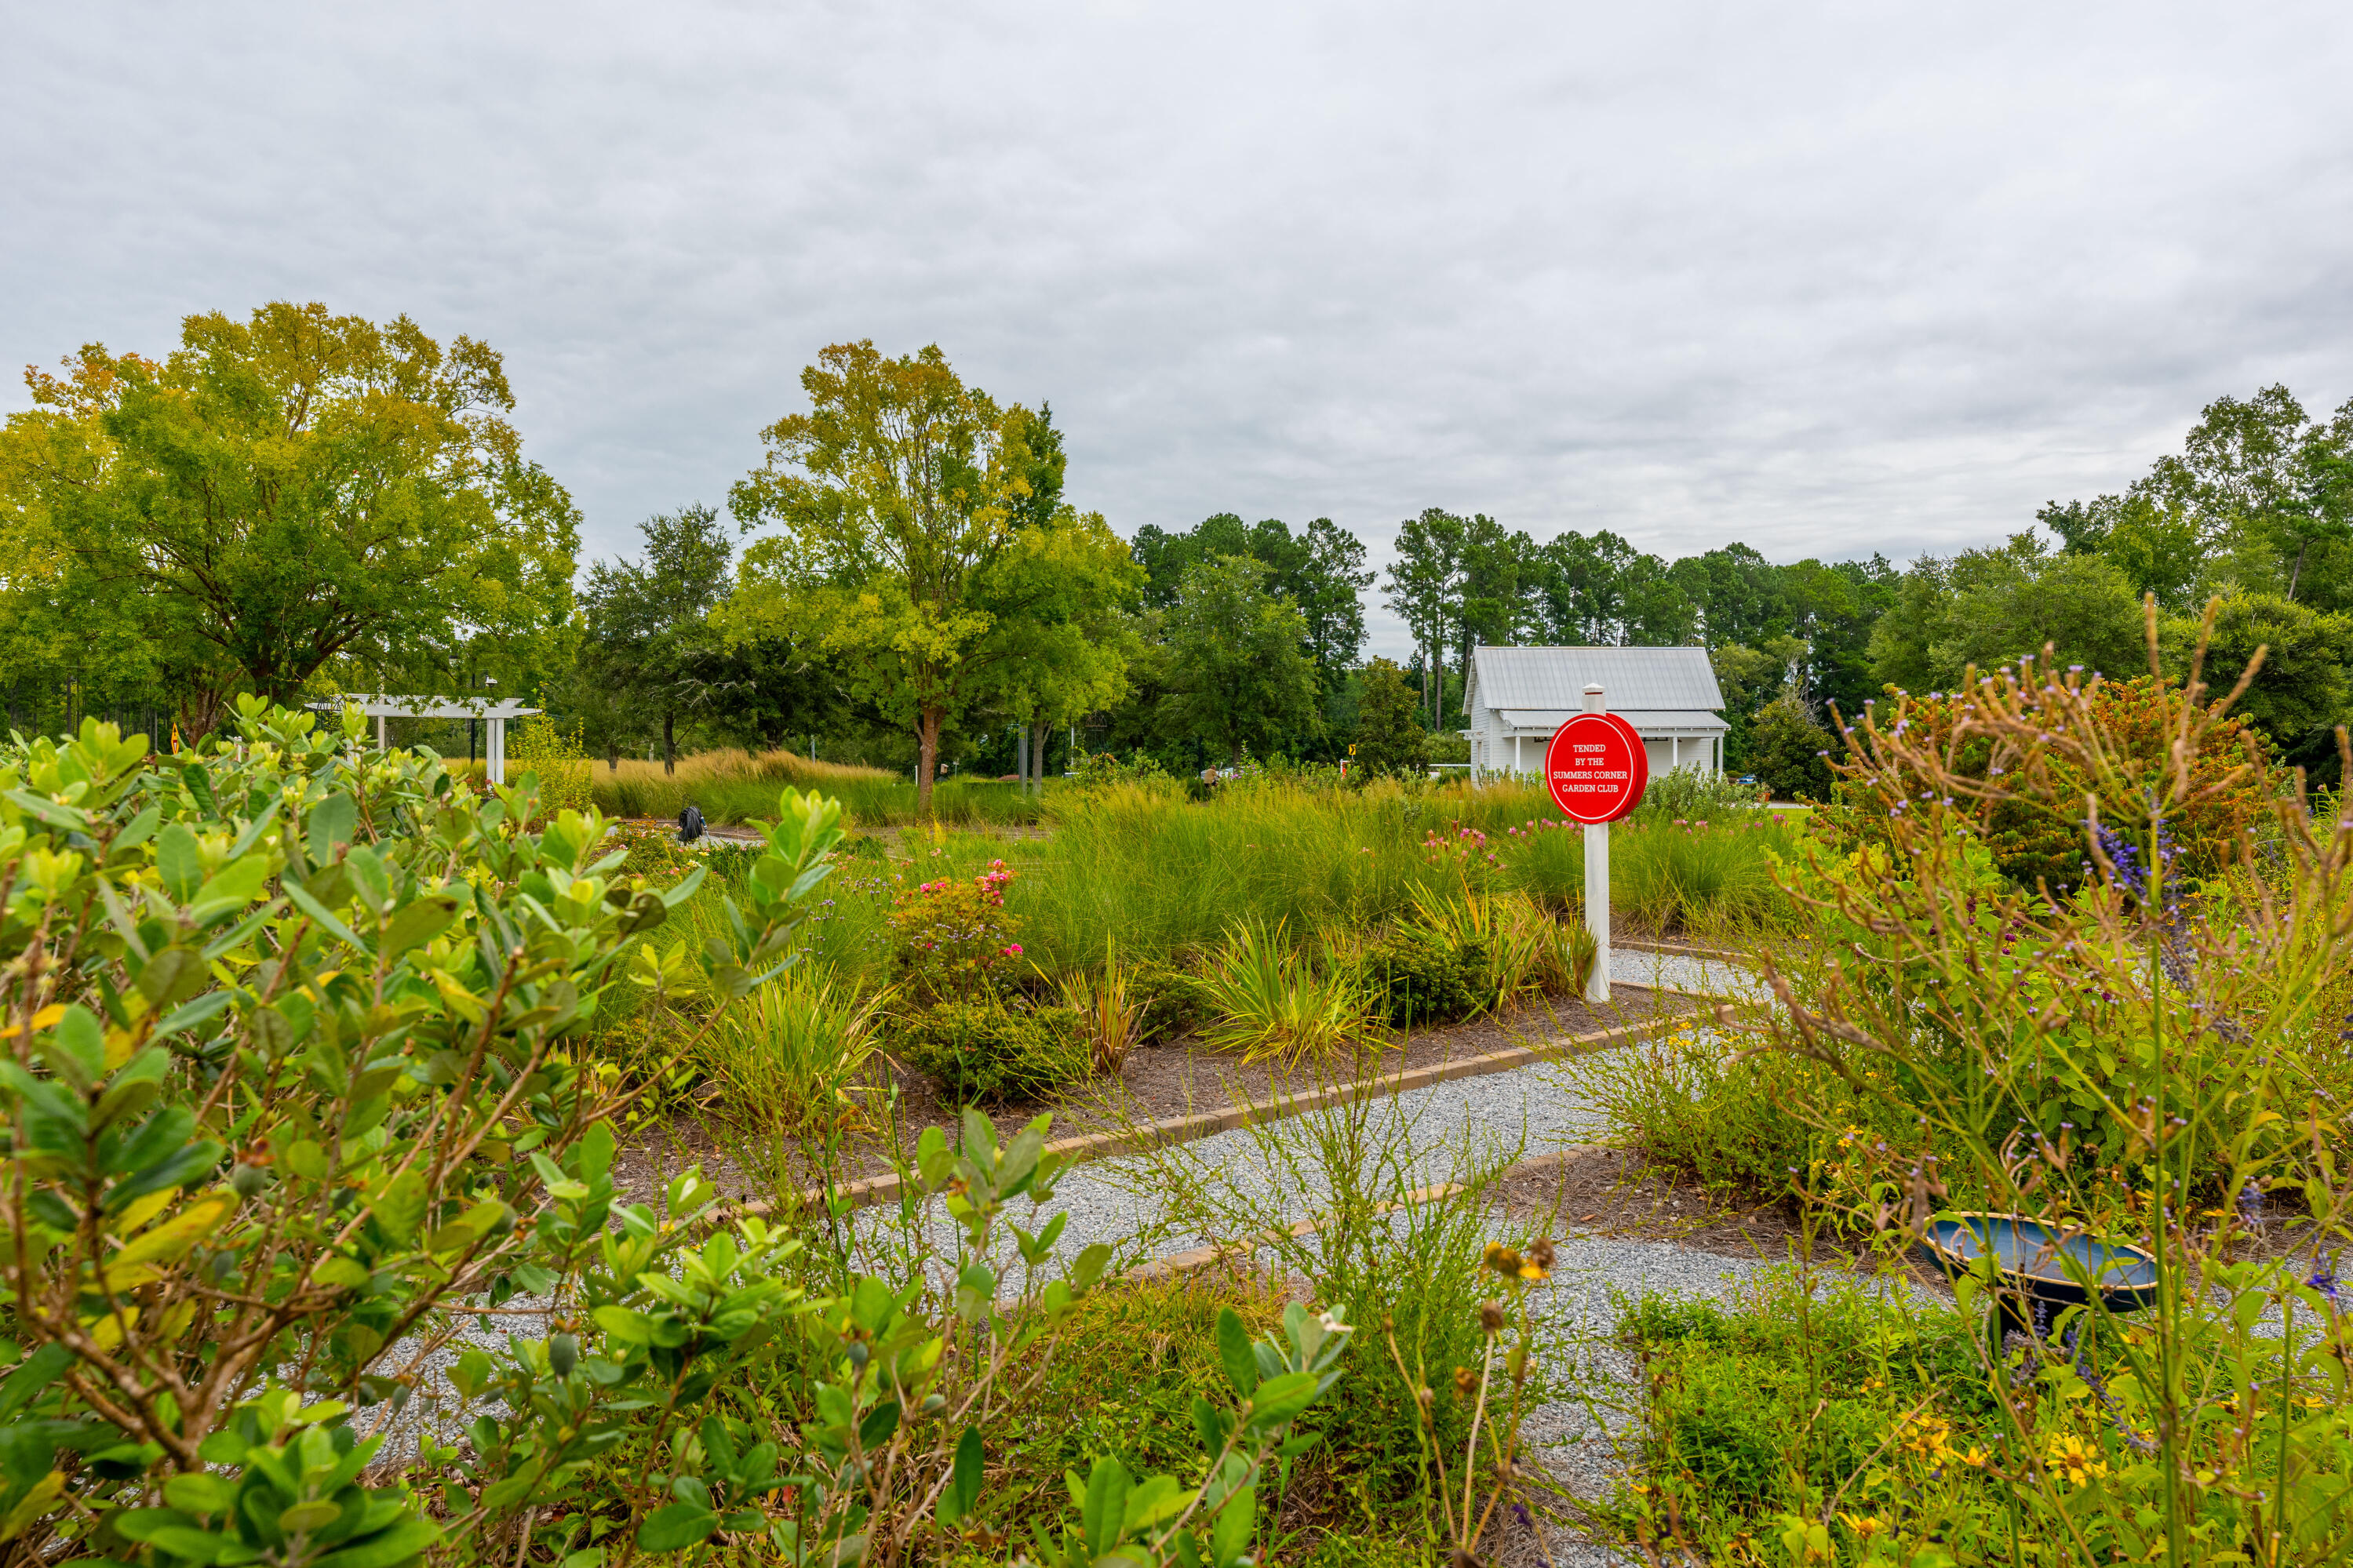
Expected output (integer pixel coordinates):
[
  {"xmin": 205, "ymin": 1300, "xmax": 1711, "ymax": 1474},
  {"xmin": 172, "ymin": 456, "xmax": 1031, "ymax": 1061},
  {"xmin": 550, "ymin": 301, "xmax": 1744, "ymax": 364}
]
[{"xmin": 372, "ymin": 949, "xmax": 1773, "ymax": 1552}]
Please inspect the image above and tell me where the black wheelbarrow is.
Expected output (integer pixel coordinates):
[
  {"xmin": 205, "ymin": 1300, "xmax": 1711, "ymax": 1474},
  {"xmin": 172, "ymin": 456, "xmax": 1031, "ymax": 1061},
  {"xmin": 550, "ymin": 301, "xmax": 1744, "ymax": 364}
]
[{"xmin": 1914, "ymin": 1212, "xmax": 2159, "ymax": 1361}]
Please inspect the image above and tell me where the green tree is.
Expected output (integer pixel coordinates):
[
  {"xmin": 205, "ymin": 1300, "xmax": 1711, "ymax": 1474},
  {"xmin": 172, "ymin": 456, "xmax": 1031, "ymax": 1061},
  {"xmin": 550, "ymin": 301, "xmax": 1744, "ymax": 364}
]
[
  {"xmin": 727, "ymin": 340, "xmax": 1044, "ymax": 817},
  {"xmin": 1869, "ymin": 536, "xmax": 2144, "ymax": 692},
  {"xmin": 1748, "ymin": 691, "xmax": 1836, "ymax": 802},
  {"xmin": 1936, "ymin": 538, "xmax": 2146, "ymax": 681},
  {"xmin": 2162, "ymin": 591, "xmax": 2353, "ymax": 766},
  {"xmin": 1350, "ymin": 656, "xmax": 1426, "ymax": 779},
  {"xmin": 0, "ymin": 303, "xmax": 580, "ymax": 716},
  {"xmin": 1159, "ymin": 555, "xmax": 1318, "ymax": 768},
  {"xmin": 975, "ymin": 500, "xmax": 1143, "ymax": 788},
  {"xmin": 1666, "ymin": 542, "xmax": 1787, "ymax": 648},
  {"xmin": 1385, "ymin": 508, "xmax": 1466, "ymax": 729},
  {"xmin": 1296, "ymin": 515, "xmax": 1375, "ymax": 684},
  {"xmin": 576, "ymin": 504, "xmax": 734, "ymax": 773},
  {"xmin": 1130, "ymin": 511, "xmax": 1371, "ymax": 701}
]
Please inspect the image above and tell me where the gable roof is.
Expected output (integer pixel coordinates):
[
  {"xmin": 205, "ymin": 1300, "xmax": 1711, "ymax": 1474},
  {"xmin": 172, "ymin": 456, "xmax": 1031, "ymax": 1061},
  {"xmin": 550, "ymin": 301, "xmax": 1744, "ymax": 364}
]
[{"xmin": 1465, "ymin": 646, "xmax": 1724, "ymax": 716}]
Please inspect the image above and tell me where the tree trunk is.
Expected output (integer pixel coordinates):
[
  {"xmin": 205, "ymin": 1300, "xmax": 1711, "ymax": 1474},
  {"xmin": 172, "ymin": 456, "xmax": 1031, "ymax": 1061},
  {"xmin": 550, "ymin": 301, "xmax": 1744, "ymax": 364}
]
[
  {"xmin": 663, "ymin": 711, "xmax": 676, "ymax": 776},
  {"xmin": 1229, "ymin": 738, "xmax": 1243, "ymax": 769},
  {"xmin": 916, "ymin": 706, "xmax": 942, "ymax": 817},
  {"xmin": 2289, "ymin": 538, "xmax": 2308, "ymax": 602},
  {"xmin": 1029, "ymin": 719, "xmax": 1052, "ymax": 791}
]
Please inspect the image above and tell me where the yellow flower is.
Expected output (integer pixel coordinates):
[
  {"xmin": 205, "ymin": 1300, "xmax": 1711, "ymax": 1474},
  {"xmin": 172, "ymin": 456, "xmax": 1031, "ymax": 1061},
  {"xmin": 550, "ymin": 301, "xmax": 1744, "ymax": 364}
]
[
  {"xmin": 2043, "ymin": 1432, "xmax": 2109, "ymax": 1486},
  {"xmin": 1838, "ymin": 1512, "xmax": 1889, "ymax": 1541}
]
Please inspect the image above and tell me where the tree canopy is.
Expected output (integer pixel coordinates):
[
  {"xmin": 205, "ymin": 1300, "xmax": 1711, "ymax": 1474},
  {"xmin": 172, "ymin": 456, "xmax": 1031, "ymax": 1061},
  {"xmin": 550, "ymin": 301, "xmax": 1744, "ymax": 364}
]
[
  {"xmin": 727, "ymin": 343, "xmax": 1136, "ymax": 810},
  {"xmin": 0, "ymin": 303, "xmax": 579, "ymax": 730}
]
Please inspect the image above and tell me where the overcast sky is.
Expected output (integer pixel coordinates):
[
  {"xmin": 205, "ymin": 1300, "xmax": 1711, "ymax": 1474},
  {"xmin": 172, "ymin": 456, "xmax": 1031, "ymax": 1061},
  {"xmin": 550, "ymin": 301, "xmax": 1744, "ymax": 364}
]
[{"xmin": 8, "ymin": 2, "xmax": 2351, "ymax": 656}]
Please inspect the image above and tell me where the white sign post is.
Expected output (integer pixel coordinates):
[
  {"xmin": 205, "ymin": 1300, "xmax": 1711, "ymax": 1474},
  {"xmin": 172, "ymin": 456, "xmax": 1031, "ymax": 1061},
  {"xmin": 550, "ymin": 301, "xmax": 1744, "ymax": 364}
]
[{"xmin": 1582, "ymin": 682, "xmax": 1611, "ymax": 1003}]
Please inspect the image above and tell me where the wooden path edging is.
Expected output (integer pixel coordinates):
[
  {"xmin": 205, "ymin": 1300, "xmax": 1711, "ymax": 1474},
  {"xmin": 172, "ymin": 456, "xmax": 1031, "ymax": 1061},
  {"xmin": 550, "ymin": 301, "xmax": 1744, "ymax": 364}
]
[{"xmin": 762, "ymin": 986, "xmax": 1693, "ymax": 1221}]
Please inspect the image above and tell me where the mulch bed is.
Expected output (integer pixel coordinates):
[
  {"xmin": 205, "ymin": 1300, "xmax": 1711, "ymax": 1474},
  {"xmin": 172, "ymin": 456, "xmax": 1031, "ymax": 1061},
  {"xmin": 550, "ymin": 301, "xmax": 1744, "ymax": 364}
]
[{"xmin": 611, "ymin": 986, "xmax": 1694, "ymax": 1209}]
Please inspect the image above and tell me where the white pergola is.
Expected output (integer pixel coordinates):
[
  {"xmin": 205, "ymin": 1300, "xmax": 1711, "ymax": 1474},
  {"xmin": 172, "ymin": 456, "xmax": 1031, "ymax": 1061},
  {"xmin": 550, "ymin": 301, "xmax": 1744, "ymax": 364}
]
[{"xmin": 311, "ymin": 695, "xmax": 542, "ymax": 784}]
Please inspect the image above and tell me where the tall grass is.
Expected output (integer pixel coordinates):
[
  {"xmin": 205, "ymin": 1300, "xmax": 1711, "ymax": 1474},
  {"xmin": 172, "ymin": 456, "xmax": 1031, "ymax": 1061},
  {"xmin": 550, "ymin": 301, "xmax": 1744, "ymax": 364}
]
[
  {"xmin": 1015, "ymin": 783, "xmax": 1479, "ymax": 968},
  {"xmin": 588, "ymin": 747, "xmax": 1047, "ymax": 830}
]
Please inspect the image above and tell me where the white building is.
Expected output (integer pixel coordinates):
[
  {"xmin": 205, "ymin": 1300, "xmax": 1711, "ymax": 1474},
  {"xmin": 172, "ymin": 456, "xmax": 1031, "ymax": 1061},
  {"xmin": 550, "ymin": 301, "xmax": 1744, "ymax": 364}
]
[{"xmin": 1462, "ymin": 646, "xmax": 1729, "ymax": 782}]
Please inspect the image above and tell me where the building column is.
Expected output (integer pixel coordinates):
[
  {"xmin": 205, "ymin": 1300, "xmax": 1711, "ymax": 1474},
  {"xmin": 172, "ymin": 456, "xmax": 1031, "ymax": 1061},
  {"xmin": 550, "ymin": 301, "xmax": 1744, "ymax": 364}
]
[
  {"xmin": 488, "ymin": 719, "xmax": 504, "ymax": 786},
  {"xmin": 1670, "ymin": 735, "xmax": 1680, "ymax": 772},
  {"xmin": 377, "ymin": 713, "xmax": 387, "ymax": 752}
]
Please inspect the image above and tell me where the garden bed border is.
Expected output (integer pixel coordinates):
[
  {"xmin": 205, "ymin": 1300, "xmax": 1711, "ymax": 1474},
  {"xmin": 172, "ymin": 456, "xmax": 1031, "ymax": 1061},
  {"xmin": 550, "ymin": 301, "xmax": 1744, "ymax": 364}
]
[{"xmin": 744, "ymin": 982, "xmax": 1695, "ymax": 1221}]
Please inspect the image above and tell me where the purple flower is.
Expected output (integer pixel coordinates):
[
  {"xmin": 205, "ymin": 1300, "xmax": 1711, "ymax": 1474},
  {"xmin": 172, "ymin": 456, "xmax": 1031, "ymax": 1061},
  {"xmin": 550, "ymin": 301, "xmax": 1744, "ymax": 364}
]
[
  {"xmin": 2310, "ymin": 1268, "xmax": 2341, "ymax": 1308},
  {"xmin": 2238, "ymin": 1180, "xmax": 2265, "ymax": 1227}
]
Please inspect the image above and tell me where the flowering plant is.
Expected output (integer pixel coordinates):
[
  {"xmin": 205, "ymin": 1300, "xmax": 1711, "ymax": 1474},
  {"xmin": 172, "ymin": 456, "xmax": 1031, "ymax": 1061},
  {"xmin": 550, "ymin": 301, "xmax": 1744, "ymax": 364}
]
[{"xmin": 888, "ymin": 857, "xmax": 1025, "ymax": 1002}]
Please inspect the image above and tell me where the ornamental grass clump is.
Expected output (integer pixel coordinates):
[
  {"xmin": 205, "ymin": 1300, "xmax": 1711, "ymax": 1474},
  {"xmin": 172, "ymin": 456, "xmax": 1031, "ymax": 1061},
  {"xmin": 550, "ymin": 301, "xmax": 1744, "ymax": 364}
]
[
  {"xmin": 1193, "ymin": 920, "xmax": 1379, "ymax": 1064},
  {"xmin": 1608, "ymin": 598, "xmax": 2353, "ymax": 1564}
]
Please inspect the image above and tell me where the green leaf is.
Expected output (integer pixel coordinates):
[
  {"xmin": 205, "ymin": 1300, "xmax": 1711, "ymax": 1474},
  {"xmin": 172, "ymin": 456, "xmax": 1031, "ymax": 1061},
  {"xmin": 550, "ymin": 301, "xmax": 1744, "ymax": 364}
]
[
  {"xmin": 188, "ymin": 856, "xmax": 270, "ymax": 922},
  {"xmin": 310, "ymin": 1517, "xmax": 441, "ymax": 1568},
  {"xmin": 282, "ymin": 881, "xmax": 372, "ymax": 959},
  {"xmin": 381, "ymin": 895, "xmax": 461, "ymax": 959},
  {"xmin": 940, "ymin": 1426, "xmax": 982, "ymax": 1525},
  {"xmin": 954, "ymin": 1264, "xmax": 996, "ymax": 1322},
  {"xmin": 1215, "ymin": 1308, "xmax": 1258, "ymax": 1399},
  {"xmin": 1190, "ymin": 1395, "xmax": 1229, "ymax": 1458},
  {"xmin": 1083, "ymin": 1456, "xmax": 1131, "ymax": 1557},
  {"xmin": 1242, "ymin": 1370, "xmax": 1318, "ymax": 1432},
  {"xmin": 344, "ymin": 848, "xmax": 390, "ymax": 915},
  {"xmin": 163, "ymin": 1473, "xmax": 236, "ymax": 1516},
  {"xmin": 153, "ymin": 992, "xmax": 233, "ymax": 1043},
  {"xmin": 104, "ymin": 1140, "xmax": 223, "ymax": 1211},
  {"xmin": 1210, "ymin": 1481, "xmax": 1255, "ymax": 1568},
  {"xmin": 1069, "ymin": 1242, "xmax": 1113, "ymax": 1293},
  {"xmin": 135, "ymin": 948, "xmax": 210, "ymax": 1009},
  {"xmin": 46, "ymin": 1005, "xmax": 106, "ymax": 1093},
  {"xmin": 857, "ymin": 1400, "xmax": 900, "ymax": 1450},
  {"xmin": 635, "ymin": 1504, "xmax": 719, "ymax": 1554},
  {"xmin": 308, "ymin": 795, "xmax": 358, "ymax": 868},
  {"xmin": 2, "ymin": 789, "xmax": 86, "ymax": 832}
]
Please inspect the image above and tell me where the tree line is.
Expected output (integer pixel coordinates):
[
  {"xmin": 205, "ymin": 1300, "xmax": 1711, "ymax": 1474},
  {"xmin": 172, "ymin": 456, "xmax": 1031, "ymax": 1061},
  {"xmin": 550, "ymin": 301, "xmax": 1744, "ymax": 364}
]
[{"xmin": 2, "ymin": 303, "xmax": 2347, "ymax": 802}]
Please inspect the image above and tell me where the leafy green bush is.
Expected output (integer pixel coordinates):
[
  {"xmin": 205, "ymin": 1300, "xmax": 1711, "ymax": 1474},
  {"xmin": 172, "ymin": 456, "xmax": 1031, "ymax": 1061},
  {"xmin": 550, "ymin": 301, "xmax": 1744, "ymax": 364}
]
[
  {"xmin": 893, "ymin": 999, "xmax": 1088, "ymax": 1103},
  {"xmin": 1355, "ymin": 926, "xmax": 1484, "ymax": 1028},
  {"xmin": 1746, "ymin": 691, "xmax": 1835, "ymax": 801},
  {"xmin": 0, "ymin": 697, "xmax": 838, "ymax": 1563},
  {"xmin": 1627, "ymin": 763, "xmax": 1768, "ymax": 824},
  {"xmin": 1127, "ymin": 956, "xmax": 1205, "ymax": 1042}
]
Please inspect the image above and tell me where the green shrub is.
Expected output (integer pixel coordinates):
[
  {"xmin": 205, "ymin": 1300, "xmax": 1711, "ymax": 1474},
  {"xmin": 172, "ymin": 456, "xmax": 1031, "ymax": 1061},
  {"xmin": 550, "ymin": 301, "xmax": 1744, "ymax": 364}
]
[
  {"xmin": 0, "ymin": 698, "xmax": 845, "ymax": 1563},
  {"xmin": 1628, "ymin": 763, "xmax": 1768, "ymax": 824},
  {"xmin": 894, "ymin": 999, "xmax": 1089, "ymax": 1103},
  {"xmin": 1355, "ymin": 926, "xmax": 1484, "ymax": 1028},
  {"xmin": 889, "ymin": 857, "xmax": 1022, "ymax": 1002},
  {"xmin": 1127, "ymin": 956, "xmax": 1204, "ymax": 1042}
]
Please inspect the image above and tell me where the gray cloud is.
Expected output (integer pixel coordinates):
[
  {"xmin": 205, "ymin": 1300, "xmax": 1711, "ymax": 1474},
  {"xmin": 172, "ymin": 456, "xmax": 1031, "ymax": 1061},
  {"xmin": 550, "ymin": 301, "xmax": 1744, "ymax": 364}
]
[{"xmin": 8, "ymin": 1, "xmax": 2352, "ymax": 654}]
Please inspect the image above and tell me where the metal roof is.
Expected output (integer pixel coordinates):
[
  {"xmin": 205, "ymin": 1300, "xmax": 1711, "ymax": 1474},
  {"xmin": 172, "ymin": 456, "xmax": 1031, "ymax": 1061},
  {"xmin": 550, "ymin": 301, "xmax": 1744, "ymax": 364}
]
[
  {"xmin": 1496, "ymin": 708, "xmax": 1728, "ymax": 734},
  {"xmin": 1466, "ymin": 646, "xmax": 1723, "ymax": 715}
]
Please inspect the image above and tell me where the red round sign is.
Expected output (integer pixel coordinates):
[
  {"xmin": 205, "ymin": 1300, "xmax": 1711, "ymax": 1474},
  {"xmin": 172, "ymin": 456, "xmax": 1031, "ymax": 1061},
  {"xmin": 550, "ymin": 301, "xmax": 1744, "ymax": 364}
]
[{"xmin": 1544, "ymin": 713, "xmax": 1649, "ymax": 824}]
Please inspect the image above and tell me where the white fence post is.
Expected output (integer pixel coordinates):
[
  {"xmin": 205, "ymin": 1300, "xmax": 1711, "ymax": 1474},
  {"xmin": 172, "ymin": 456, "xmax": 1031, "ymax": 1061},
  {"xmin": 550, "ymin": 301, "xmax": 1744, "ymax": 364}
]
[{"xmin": 1583, "ymin": 682, "xmax": 1611, "ymax": 1004}]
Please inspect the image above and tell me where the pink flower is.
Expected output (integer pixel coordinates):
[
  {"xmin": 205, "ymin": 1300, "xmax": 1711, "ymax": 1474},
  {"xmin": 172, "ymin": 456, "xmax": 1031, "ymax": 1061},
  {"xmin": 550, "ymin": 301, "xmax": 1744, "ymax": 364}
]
[{"xmin": 1002, "ymin": 943, "xmax": 1023, "ymax": 956}]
